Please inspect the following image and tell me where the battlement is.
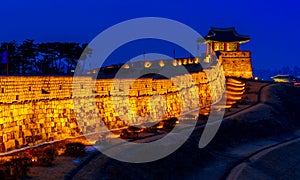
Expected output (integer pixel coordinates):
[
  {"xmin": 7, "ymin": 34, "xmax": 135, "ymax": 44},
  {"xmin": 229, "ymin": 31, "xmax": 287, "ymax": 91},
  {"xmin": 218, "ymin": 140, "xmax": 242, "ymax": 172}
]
[{"xmin": 219, "ymin": 51, "xmax": 250, "ymax": 58}]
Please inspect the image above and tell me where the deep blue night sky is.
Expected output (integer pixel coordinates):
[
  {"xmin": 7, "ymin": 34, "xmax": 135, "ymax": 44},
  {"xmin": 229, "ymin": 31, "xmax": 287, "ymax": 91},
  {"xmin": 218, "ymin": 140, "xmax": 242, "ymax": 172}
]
[{"xmin": 0, "ymin": 0, "xmax": 299, "ymax": 69}]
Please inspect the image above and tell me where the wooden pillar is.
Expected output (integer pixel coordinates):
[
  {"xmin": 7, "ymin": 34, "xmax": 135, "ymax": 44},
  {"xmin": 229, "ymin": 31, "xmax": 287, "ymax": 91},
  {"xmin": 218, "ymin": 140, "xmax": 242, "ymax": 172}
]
[
  {"xmin": 206, "ymin": 44, "xmax": 209, "ymax": 56},
  {"xmin": 210, "ymin": 42, "xmax": 213, "ymax": 54}
]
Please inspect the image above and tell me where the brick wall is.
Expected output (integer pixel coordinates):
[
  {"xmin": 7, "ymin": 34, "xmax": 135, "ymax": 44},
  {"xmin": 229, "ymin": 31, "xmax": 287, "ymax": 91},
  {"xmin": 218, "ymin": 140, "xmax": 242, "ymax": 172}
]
[
  {"xmin": 219, "ymin": 51, "xmax": 253, "ymax": 79},
  {"xmin": 0, "ymin": 63, "xmax": 225, "ymax": 153}
]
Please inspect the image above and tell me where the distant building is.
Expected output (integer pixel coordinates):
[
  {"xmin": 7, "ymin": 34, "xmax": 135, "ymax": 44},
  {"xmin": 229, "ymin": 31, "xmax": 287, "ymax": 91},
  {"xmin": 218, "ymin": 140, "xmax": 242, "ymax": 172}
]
[{"xmin": 271, "ymin": 74, "xmax": 296, "ymax": 83}]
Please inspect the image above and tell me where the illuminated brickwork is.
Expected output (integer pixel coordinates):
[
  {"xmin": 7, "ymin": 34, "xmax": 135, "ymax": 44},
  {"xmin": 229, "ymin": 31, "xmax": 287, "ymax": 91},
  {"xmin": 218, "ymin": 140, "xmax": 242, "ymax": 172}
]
[
  {"xmin": 0, "ymin": 76, "xmax": 93, "ymax": 103},
  {"xmin": 219, "ymin": 51, "xmax": 252, "ymax": 78},
  {"xmin": 0, "ymin": 62, "xmax": 227, "ymax": 152}
]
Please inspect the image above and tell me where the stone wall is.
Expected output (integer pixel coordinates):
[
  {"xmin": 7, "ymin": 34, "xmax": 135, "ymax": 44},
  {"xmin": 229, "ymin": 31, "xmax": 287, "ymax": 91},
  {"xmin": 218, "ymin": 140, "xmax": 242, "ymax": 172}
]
[
  {"xmin": 0, "ymin": 63, "xmax": 225, "ymax": 153},
  {"xmin": 219, "ymin": 51, "xmax": 253, "ymax": 79}
]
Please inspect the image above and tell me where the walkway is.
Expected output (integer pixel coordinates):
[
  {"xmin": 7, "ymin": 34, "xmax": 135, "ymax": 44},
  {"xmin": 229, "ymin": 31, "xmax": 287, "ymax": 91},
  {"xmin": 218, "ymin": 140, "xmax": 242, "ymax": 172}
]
[{"xmin": 227, "ymin": 137, "xmax": 300, "ymax": 179}]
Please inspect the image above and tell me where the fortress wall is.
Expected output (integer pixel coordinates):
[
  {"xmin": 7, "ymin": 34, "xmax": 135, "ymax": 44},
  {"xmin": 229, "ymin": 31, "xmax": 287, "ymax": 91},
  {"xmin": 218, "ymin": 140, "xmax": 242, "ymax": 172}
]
[
  {"xmin": 0, "ymin": 63, "xmax": 225, "ymax": 152},
  {"xmin": 0, "ymin": 99, "xmax": 80, "ymax": 151},
  {"xmin": 219, "ymin": 51, "xmax": 253, "ymax": 79},
  {"xmin": 75, "ymin": 63, "xmax": 225, "ymax": 136}
]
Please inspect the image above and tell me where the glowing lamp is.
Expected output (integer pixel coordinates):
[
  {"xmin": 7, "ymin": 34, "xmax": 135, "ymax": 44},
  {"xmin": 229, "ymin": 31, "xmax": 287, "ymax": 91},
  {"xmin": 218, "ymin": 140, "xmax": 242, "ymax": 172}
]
[
  {"xmin": 144, "ymin": 62, "xmax": 152, "ymax": 68},
  {"xmin": 172, "ymin": 60, "xmax": 177, "ymax": 66},
  {"xmin": 159, "ymin": 60, "xmax": 165, "ymax": 67}
]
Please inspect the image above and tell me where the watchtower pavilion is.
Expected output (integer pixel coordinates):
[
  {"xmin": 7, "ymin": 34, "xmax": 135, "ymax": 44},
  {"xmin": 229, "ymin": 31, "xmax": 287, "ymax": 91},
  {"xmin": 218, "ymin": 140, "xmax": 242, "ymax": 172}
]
[{"xmin": 204, "ymin": 27, "xmax": 252, "ymax": 79}]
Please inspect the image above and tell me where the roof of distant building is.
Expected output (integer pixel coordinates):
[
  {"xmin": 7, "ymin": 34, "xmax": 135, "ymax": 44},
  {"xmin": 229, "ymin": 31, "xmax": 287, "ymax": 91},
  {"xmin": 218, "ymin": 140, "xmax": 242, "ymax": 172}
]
[
  {"xmin": 271, "ymin": 74, "xmax": 297, "ymax": 82},
  {"xmin": 271, "ymin": 74, "xmax": 294, "ymax": 79}
]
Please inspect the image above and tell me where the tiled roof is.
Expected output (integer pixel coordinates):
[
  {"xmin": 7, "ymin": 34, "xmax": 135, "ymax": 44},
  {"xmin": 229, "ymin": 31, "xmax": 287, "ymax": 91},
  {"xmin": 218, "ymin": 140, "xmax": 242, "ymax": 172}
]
[{"xmin": 205, "ymin": 27, "xmax": 250, "ymax": 42}]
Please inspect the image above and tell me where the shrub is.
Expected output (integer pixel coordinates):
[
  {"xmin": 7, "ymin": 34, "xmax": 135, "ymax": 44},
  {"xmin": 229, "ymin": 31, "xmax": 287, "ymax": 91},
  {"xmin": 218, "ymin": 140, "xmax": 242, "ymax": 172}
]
[{"xmin": 64, "ymin": 143, "xmax": 86, "ymax": 157}]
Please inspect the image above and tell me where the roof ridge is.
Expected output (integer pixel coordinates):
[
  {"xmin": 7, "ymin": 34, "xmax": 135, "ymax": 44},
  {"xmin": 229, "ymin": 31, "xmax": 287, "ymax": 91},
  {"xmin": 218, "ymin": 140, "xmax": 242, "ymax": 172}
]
[{"xmin": 210, "ymin": 26, "xmax": 236, "ymax": 31}]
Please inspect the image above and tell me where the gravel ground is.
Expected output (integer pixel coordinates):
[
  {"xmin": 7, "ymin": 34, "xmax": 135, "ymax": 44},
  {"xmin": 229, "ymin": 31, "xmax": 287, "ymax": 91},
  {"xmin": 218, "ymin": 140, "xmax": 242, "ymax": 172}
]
[{"xmin": 26, "ymin": 156, "xmax": 79, "ymax": 179}]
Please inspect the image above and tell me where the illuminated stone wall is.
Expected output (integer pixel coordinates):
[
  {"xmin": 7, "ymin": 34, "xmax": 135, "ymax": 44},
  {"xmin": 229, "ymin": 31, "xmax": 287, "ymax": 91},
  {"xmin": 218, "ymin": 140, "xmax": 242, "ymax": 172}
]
[
  {"xmin": 0, "ymin": 62, "xmax": 226, "ymax": 152},
  {"xmin": 0, "ymin": 76, "xmax": 93, "ymax": 103},
  {"xmin": 219, "ymin": 51, "xmax": 253, "ymax": 79}
]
